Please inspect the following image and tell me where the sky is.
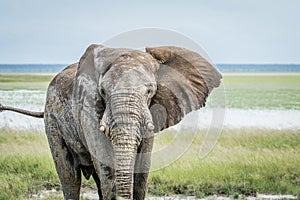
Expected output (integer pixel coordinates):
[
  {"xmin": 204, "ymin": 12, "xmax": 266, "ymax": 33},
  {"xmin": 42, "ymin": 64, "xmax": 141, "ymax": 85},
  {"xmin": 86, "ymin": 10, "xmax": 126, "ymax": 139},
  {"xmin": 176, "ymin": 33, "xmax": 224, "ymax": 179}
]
[{"xmin": 0, "ymin": 0, "xmax": 299, "ymax": 64}]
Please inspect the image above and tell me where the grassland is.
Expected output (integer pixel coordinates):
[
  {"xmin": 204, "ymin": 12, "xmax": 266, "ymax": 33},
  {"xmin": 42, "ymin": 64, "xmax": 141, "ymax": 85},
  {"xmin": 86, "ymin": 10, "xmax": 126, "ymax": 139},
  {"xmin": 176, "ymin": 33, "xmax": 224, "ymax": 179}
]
[
  {"xmin": 0, "ymin": 73, "xmax": 300, "ymax": 199},
  {"xmin": 0, "ymin": 129, "xmax": 58, "ymax": 199},
  {"xmin": 150, "ymin": 129, "xmax": 300, "ymax": 198},
  {"xmin": 223, "ymin": 73, "xmax": 300, "ymax": 110},
  {"xmin": 0, "ymin": 128, "xmax": 299, "ymax": 199},
  {"xmin": 0, "ymin": 74, "xmax": 54, "ymax": 90}
]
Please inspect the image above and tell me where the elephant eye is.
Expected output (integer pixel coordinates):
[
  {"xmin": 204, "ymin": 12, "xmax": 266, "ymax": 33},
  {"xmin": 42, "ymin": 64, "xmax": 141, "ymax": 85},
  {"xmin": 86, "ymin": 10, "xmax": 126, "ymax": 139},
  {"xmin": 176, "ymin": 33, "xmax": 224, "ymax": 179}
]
[
  {"xmin": 120, "ymin": 54, "xmax": 130, "ymax": 59},
  {"xmin": 147, "ymin": 89, "xmax": 153, "ymax": 96},
  {"xmin": 100, "ymin": 88, "xmax": 106, "ymax": 98}
]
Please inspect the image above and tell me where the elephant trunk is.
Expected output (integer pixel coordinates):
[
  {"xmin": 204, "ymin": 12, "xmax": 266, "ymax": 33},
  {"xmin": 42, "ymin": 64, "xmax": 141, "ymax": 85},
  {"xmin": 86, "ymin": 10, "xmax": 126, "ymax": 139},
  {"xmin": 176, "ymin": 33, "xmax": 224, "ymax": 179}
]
[
  {"xmin": 107, "ymin": 92, "xmax": 145, "ymax": 199},
  {"xmin": 112, "ymin": 133, "xmax": 138, "ymax": 199}
]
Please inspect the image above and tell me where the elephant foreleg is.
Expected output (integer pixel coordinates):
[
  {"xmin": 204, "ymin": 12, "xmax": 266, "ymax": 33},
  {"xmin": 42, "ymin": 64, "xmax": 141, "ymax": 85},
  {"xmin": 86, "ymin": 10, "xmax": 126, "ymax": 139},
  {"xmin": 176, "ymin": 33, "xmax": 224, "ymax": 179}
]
[
  {"xmin": 92, "ymin": 170, "xmax": 103, "ymax": 199},
  {"xmin": 45, "ymin": 119, "xmax": 81, "ymax": 200},
  {"xmin": 133, "ymin": 136, "xmax": 154, "ymax": 200}
]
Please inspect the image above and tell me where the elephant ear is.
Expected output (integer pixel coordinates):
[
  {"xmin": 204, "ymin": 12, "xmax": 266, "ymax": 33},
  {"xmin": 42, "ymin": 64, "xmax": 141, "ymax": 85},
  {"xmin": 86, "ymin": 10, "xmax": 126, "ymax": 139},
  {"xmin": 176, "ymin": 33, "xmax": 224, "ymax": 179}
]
[
  {"xmin": 73, "ymin": 44, "xmax": 106, "ymax": 125},
  {"xmin": 73, "ymin": 44, "xmax": 132, "ymax": 133},
  {"xmin": 146, "ymin": 46, "xmax": 222, "ymax": 132},
  {"xmin": 73, "ymin": 44, "xmax": 119, "ymax": 183}
]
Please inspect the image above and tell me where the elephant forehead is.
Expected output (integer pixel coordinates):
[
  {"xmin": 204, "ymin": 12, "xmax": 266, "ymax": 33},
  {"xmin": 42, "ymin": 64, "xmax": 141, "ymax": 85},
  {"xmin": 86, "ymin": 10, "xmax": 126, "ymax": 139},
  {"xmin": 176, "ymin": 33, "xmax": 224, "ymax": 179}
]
[
  {"xmin": 115, "ymin": 51, "xmax": 157, "ymax": 67},
  {"xmin": 106, "ymin": 65, "xmax": 156, "ymax": 88}
]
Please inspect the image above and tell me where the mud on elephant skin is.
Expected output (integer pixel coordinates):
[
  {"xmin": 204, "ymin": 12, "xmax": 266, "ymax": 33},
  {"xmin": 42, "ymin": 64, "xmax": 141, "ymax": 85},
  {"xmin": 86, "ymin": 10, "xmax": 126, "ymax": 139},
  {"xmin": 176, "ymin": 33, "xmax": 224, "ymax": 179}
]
[{"xmin": 0, "ymin": 45, "xmax": 221, "ymax": 200}]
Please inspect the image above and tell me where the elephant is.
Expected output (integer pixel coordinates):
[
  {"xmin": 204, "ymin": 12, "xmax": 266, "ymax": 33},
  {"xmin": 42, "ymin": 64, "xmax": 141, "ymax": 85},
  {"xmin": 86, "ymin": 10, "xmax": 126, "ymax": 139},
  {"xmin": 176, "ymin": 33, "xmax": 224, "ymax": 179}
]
[{"xmin": 0, "ymin": 45, "xmax": 221, "ymax": 200}]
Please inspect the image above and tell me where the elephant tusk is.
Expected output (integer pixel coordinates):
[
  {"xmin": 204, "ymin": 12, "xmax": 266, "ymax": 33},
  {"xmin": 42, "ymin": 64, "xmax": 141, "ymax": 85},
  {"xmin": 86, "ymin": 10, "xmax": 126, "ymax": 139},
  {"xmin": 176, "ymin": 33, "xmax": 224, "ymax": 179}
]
[
  {"xmin": 99, "ymin": 120, "xmax": 107, "ymax": 132},
  {"xmin": 147, "ymin": 122, "xmax": 155, "ymax": 131},
  {"xmin": 99, "ymin": 120, "xmax": 111, "ymax": 137},
  {"xmin": 100, "ymin": 125, "xmax": 105, "ymax": 132}
]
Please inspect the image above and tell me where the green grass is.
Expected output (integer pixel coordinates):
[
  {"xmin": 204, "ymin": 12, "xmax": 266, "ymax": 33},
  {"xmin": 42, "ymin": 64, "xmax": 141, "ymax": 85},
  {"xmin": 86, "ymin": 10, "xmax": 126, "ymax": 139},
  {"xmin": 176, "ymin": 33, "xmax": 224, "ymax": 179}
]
[
  {"xmin": 0, "ymin": 128, "xmax": 299, "ymax": 199},
  {"xmin": 0, "ymin": 74, "xmax": 54, "ymax": 90},
  {"xmin": 0, "ymin": 129, "xmax": 58, "ymax": 199},
  {"xmin": 149, "ymin": 129, "xmax": 300, "ymax": 198},
  {"xmin": 0, "ymin": 129, "xmax": 96, "ymax": 200},
  {"xmin": 222, "ymin": 74, "xmax": 300, "ymax": 110}
]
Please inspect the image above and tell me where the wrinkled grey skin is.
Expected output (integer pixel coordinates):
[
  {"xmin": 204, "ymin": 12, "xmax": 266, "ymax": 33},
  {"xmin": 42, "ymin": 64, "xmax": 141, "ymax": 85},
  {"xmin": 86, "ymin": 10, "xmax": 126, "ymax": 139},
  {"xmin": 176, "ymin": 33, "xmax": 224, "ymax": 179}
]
[{"xmin": 0, "ymin": 45, "xmax": 221, "ymax": 200}]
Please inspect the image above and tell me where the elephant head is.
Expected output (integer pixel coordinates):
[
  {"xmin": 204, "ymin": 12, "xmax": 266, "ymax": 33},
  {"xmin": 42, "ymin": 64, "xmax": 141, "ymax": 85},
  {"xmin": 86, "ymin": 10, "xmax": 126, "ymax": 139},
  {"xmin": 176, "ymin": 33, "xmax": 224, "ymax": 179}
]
[{"xmin": 73, "ymin": 44, "xmax": 221, "ymax": 199}]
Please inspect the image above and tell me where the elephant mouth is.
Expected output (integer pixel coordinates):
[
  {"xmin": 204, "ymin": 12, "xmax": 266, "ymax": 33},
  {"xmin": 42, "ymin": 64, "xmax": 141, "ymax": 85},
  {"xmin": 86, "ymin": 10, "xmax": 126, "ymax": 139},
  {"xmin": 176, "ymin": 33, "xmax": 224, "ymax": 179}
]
[{"xmin": 99, "ymin": 119, "xmax": 154, "ymax": 144}]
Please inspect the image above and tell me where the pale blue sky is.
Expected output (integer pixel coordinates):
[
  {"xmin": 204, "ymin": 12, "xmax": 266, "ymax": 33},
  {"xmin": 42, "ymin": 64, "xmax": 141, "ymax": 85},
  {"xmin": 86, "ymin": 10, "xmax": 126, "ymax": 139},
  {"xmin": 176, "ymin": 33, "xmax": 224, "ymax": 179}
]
[{"xmin": 0, "ymin": 0, "xmax": 299, "ymax": 64}]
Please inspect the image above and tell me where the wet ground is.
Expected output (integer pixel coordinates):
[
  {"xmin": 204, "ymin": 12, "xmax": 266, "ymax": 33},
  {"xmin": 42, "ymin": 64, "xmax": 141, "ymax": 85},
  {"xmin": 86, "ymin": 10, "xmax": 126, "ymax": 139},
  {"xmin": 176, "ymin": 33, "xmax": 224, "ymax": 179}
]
[{"xmin": 30, "ymin": 189, "xmax": 297, "ymax": 200}]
